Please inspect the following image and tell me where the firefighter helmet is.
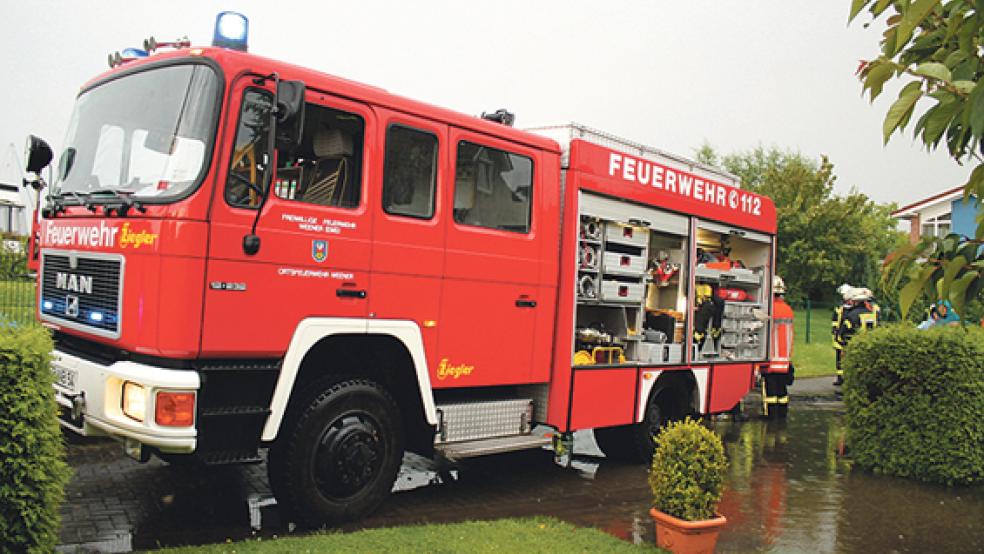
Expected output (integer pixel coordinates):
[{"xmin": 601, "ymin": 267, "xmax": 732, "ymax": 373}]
[{"xmin": 773, "ymin": 275, "xmax": 786, "ymax": 295}]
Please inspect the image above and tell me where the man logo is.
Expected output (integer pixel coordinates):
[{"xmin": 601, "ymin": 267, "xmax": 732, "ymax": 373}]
[
  {"xmin": 312, "ymin": 240, "xmax": 328, "ymax": 263},
  {"xmin": 65, "ymin": 295, "xmax": 79, "ymax": 317}
]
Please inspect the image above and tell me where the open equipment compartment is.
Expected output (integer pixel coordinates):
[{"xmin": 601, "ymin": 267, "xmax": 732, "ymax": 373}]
[
  {"xmin": 573, "ymin": 192, "xmax": 690, "ymax": 366},
  {"xmin": 693, "ymin": 221, "xmax": 772, "ymax": 362}
]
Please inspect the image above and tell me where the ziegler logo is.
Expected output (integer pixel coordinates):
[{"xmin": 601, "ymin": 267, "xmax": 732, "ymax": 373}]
[
  {"xmin": 436, "ymin": 358, "xmax": 475, "ymax": 380},
  {"xmin": 55, "ymin": 272, "xmax": 93, "ymax": 294}
]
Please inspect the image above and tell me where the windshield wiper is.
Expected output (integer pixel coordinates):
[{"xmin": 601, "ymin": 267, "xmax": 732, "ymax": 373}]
[
  {"xmin": 46, "ymin": 190, "xmax": 95, "ymax": 215},
  {"xmin": 87, "ymin": 188, "xmax": 146, "ymax": 215}
]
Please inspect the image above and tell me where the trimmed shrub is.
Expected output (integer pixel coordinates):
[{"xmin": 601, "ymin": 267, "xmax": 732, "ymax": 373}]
[
  {"xmin": 844, "ymin": 325, "xmax": 984, "ymax": 485},
  {"xmin": 0, "ymin": 326, "xmax": 70, "ymax": 552},
  {"xmin": 648, "ymin": 418, "xmax": 727, "ymax": 521}
]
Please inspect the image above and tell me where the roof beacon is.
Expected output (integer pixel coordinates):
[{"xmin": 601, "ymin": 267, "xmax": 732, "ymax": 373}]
[{"xmin": 212, "ymin": 11, "xmax": 249, "ymax": 52}]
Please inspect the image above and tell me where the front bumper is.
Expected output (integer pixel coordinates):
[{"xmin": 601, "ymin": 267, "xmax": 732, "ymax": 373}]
[{"xmin": 52, "ymin": 350, "xmax": 200, "ymax": 453}]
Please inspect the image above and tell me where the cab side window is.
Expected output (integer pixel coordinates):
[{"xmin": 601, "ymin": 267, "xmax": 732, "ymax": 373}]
[
  {"xmin": 224, "ymin": 91, "xmax": 365, "ymax": 209},
  {"xmin": 275, "ymin": 104, "xmax": 365, "ymax": 209},
  {"xmin": 225, "ymin": 89, "xmax": 272, "ymax": 208},
  {"xmin": 382, "ymin": 125, "xmax": 438, "ymax": 219},
  {"xmin": 453, "ymin": 141, "xmax": 533, "ymax": 233}
]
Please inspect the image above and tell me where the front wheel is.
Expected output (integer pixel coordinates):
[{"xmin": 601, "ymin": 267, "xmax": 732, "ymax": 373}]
[{"xmin": 268, "ymin": 379, "xmax": 404, "ymax": 527}]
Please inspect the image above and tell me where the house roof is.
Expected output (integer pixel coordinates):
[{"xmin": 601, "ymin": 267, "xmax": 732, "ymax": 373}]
[{"xmin": 891, "ymin": 185, "xmax": 966, "ymax": 219}]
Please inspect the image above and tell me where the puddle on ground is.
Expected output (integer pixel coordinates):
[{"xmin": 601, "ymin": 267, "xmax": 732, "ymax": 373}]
[{"xmin": 59, "ymin": 400, "xmax": 984, "ymax": 553}]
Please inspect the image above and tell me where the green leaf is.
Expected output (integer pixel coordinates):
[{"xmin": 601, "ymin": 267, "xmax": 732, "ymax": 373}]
[
  {"xmin": 941, "ymin": 255, "xmax": 967, "ymax": 297},
  {"xmin": 948, "ymin": 272, "xmax": 978, "ymax": 316},
  {"xmin": 884, "ymin": 81, "xmax": 924, "ymax": 144},
  {"xmin": 865, "ymin": 62, "xmax": 896, "ymax": 101},
  {"xmin": 945, "ymin": 51, "xmax": 968, "ymax": 70},
  {"xmin": 921, "ymin": 100, "xmax": 960, "ymax": 146},
  {"xmin": 953, "ymin": 80, "xmax": 976, "ymax": 94},
  {"xmin": 914, "ymin": 62, "xmax": 952, "ymax": 82},
  {"xmin": 965, "ymin": 163, "xmax": 984, "ymax": 200},
  {"xmin": 850, "ymin": 0, "xmax": 871, "ymax": 22},
  {"xmin": 899, "ymin": 278, "xmax": 927, "ymax": 319},
  {"xmin": 874, "ymin": 0, "xmax": 892, "ymax": 14},
  {"xmin": 896, "ymin": 0, "xmax": 942, "ymax": 54},
  {"xmin": 967, "ymin": 81, "xmax": 984, "ymax": 139}
]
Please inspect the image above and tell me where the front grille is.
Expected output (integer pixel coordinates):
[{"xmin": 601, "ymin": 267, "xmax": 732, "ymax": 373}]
[{"xmin": 40, "ymin": 252, "xmax": 123, "ymax": 337}]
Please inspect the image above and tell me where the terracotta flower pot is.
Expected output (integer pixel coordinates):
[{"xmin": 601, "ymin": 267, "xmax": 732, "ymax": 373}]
[{"xmin": 649, "ymin": 507, "xmax": 727, "ymax": 554}]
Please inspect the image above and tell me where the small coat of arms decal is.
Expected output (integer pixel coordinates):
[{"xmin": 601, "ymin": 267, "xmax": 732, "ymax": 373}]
[{"xmin": 312, "ymin": 240, "xmax": 328, "ymax": 263}]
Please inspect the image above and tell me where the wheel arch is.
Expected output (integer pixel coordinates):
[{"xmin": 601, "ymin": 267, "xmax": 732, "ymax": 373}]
[
  {"xmin": 636, "ymin": 368, "xmax": 704, "ymax": 423},
  {"xmin": 261, "ymin": 318, "xmax": 437, "ymax": 454}
]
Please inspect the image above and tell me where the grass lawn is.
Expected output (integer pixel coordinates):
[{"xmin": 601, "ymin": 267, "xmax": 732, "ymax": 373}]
[
  {"xmin": 792, "ymin": 307, "xmax": 837, "ymax": 378},
  {"xmin": 148, "ymin": 517, "xmax": 661, "ymax": 553}
]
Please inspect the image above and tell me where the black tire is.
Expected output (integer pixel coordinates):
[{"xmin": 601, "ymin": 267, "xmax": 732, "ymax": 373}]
[
  {"xmin": 593, "ymin": 425, "xmax": 636, "ymax": 460},
  {"xmin": 267, "ymin": 379, "xmax": 404, "ymax": 527},
  {"xmin": 595, "ymin": 389, "xmax": 676, "ymax": 463}
]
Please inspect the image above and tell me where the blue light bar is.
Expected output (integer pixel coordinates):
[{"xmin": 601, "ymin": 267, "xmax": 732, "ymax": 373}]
[
  {"xmin": 88, "ymin": 311, "xmax": 104, "ymax": 323},
  {"xmin": 121, "ymin": 48, "xmax": 148, "ymax": 59},
  {"xmin": 43, "ymin": 300, "xmax": 53, "ymax": 310},
  {"xmin": 213, "ymin": 11, "xmax": 249, "ymax": 51}
]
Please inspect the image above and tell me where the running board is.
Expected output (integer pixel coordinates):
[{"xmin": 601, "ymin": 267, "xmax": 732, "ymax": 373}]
[{"xmin": 436, "ymin": 434, "xmax": 552, "ymax": 459}]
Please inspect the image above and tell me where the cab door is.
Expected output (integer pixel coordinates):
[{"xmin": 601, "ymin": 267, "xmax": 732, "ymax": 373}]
[
  {"xmin": 203, "ymin": 79, "xmax": 376, "ymax": 356},
  {"xmin": 436, "ymin": 129, "xmax": 541, "ymax": 387},
  {"xmin": 368, "ymin": 110, "xmax": 447, "ymax": 372}
]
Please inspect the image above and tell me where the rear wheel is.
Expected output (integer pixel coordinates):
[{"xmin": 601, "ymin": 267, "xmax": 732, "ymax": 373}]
[
  {"xmin": 268, "ymin": 379, "xmax": 404, "ymax": 527},
  {"xmin": 595, "ymin": 388, "xmax": 678, "ymax": 463}
]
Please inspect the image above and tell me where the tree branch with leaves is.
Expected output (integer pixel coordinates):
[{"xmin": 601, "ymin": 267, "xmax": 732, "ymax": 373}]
[{"xmin": 852, "ymin": 0, "xmax": 984, "ymax": 318}]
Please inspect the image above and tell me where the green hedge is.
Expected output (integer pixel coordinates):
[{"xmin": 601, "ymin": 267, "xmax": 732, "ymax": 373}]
[
  {"xmin": 844, "ymin": 325, "xmax": 984, "ymax": 485},
  {"xmin": 0, "ymin": 326, "xmax": 70, "ymax": 552}
]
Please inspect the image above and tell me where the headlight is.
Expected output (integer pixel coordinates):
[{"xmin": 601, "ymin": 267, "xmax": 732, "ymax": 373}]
[{"xmin": 122, "ymin": 382, "xmax": 146, "ymax": 422}]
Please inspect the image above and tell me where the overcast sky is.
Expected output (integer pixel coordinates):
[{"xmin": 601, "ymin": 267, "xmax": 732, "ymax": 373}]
[{"xmin": 0, "ymin": 0, "xmax": 970, "ymax": 207}]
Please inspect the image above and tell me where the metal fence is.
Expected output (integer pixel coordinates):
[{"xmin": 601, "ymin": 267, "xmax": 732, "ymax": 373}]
[{"xmin": 0, "ymin": 252, "xmax": 37, "ymax": 327}]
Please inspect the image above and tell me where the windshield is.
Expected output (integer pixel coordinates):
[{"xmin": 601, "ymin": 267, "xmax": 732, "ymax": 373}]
[{"xmin": 54, "ymin": 64, "xmax": 219, "ymax": 202}]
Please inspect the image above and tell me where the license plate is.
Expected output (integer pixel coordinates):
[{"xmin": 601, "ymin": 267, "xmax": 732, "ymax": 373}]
[{"xmin": 52, "ymin": 365, "xmax": 77, "ymax": 391}]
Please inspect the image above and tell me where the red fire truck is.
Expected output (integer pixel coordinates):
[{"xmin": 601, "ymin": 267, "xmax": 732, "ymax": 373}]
[{"xmin": 27, "ymin": 12, "xmax": 778, "ymax": 527}]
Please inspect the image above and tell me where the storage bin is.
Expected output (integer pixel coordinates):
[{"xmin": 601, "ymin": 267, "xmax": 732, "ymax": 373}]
[
  {"xmin": 665, "ymin": 343, "xmax": 683, "ymax": 363},
  {"xmin": 602, "ymin": 251, "xmax": 646, "ymax": 276},
  {"xmin": 721, "ymin": 332, "xmax": 739, "ymax": 348},
  {"xmin": 638, "ymin": 342, "xmax": 664, "ymax": 363},
  {"xmin": 604, "ymin": 223, "xmax": 648, "ymax": 248},
  {"xmin": 600, "ymin": 280, "xmax": 645, "ymax": 303}
]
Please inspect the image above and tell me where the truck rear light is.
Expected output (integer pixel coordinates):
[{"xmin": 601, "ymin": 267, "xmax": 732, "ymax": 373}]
[
  {"xmin": 155, "ymin": 391, "xmax": 196, "ymax": 427},
  {"xmin": 122, "ymin": 382, "xmax": 147, "ymax": 422}
]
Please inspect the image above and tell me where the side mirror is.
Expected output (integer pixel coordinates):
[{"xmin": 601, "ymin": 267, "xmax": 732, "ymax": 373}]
[
  {"xmin": 24, "ymin": 135, "xmax": 53, "ymax": 174},
  {"xmin": 275, "ymin": 80, "xmax": 306, "ymax": 151}
]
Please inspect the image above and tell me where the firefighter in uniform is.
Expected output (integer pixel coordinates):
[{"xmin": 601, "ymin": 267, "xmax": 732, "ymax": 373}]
[
  {"xmin": 831, "ymin": 284, "xmax": 855, "ymax": 386},
  {"xmin": 834, "ymin": 287, "xmax": 879, "ymax": 386},
  {"xmin": 762, "ymin": 276, "xmax": 794, "ymax": 418}
]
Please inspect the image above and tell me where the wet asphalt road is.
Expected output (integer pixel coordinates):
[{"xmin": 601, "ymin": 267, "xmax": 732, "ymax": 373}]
[{"xmin": 58, "ymin": 378, "xmax": 845, "ymax": 553}]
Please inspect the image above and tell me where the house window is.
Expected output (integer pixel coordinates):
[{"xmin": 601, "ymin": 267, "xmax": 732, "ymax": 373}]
[{"xmin": 921, "ymin": 212, "xmax": 951, "ymax": 238}]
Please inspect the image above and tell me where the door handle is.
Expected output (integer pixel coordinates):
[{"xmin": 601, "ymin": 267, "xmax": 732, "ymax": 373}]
[
  {"xmin": 336, "ymin": 288, "xmax": 367, "ymax": 299},
  {"xmin": 515, "ymin": 299, "xmax": 537, "ymax": 308}
]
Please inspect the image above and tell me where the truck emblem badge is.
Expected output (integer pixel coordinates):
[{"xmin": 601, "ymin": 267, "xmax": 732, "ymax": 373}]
[
  {"xmin": 312, "ymin": 240, "xmax": 328, "ymax": 263},
  {"xmin": 65, "ymin": 295, "xmax": 79, "ymax": 317}
]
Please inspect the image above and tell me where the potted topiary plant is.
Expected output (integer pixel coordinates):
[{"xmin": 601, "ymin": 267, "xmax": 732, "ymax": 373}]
[{"xmin": 648, "ymin": 418, "xmax": 728, "ymax": 554}]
